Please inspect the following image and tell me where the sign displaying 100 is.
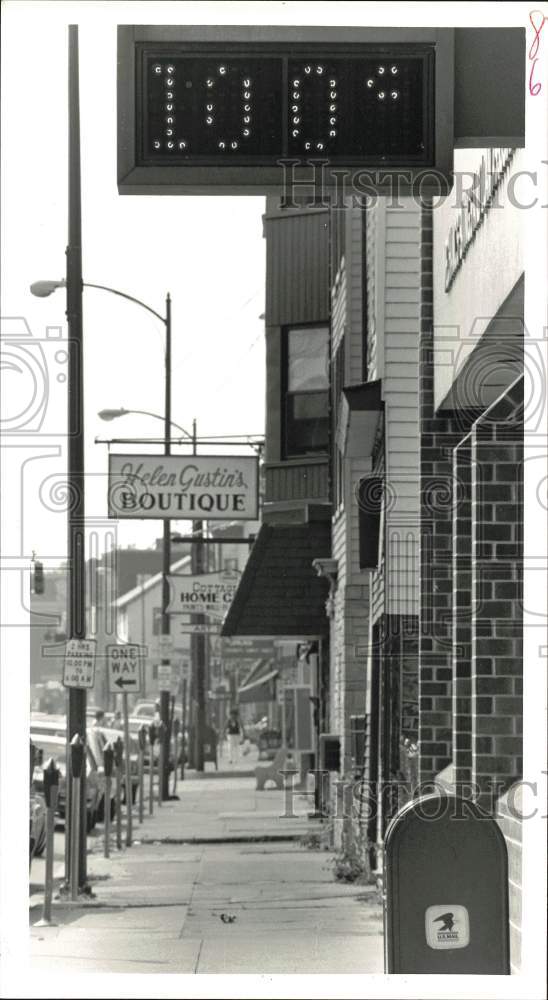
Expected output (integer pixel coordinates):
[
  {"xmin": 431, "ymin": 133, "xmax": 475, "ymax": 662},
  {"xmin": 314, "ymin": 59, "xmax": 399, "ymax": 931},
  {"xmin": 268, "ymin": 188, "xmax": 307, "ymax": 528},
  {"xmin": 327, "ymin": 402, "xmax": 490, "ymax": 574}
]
[{"xmin": 139, "ymin": 47, "xmax": 433, "ymax": 164}]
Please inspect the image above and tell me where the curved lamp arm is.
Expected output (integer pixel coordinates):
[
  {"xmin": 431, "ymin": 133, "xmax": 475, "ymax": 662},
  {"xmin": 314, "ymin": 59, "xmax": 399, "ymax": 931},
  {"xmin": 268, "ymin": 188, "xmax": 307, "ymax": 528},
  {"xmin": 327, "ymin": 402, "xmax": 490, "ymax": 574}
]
[{"xmin": 98, "ymin": 407, "xmax": 192, "ymax": 440}]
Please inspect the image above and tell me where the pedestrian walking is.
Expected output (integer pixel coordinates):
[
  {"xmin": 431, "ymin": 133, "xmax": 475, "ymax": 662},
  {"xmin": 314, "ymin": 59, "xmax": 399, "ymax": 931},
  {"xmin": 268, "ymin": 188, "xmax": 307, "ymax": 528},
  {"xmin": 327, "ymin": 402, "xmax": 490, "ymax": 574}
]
[{"xmin": 223, "ymin": 709, "xmax": 245, "ymax": 765}]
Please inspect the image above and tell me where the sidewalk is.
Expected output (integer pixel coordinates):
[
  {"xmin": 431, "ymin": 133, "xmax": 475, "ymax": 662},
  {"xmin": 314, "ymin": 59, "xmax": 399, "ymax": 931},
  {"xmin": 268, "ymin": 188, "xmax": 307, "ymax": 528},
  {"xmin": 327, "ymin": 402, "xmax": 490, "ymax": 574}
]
[{"xmin": 30, "ymin": 775, "xmax": 384, "ymax": 974}]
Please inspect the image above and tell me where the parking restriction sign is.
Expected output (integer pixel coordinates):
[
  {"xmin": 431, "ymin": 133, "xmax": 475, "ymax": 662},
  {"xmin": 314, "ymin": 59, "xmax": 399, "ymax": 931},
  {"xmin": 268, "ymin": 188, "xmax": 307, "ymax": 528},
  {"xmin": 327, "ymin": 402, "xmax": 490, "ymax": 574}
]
[
  {"xmin": 106, "ymin": 643, "xmax": 143, "ymax": 695},
  {"xmin": 63, "ymin": 638, "xmax": 97, "ymax": 689}
]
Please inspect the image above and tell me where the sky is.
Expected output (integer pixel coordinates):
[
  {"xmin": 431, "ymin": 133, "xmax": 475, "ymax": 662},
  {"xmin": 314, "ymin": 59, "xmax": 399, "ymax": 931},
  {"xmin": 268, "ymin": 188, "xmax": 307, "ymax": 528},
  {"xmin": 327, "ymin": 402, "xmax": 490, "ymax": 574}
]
[{"xmin": 1, "ymin": 2, "xmax": 269, "ymax": 558}]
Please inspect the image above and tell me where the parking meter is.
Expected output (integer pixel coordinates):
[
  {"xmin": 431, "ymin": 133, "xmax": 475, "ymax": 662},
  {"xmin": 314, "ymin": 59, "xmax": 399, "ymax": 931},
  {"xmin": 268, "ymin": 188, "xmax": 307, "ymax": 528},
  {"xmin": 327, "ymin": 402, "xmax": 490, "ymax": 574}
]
[
  {"xmin": 37, "ymin": 757, "xmax": 61, "ymax": 927},
  {"xmin": 149, "ymin": 722, "xmax": 157, "ymax": 746},
  {"xmin": 43, "ymin": 757, "xmax": 60, "ymax": 809},
  {"xmin": 103, "ymin": 742, "xmax": 114, "ymax": 779},
  {"xmin": 114, "ymin": 736, "xmax": 124, "ymax": 770},
  {"xmin": 172, "ymin": 718, "xmax": 181, "ymax": 795},
  {"xmin": 384, "ymin": 792, "xmax": 510, "ymax": 974},
  {"xmin": 138, "ymin": 725, "xmax": 147, "ymax": 753},
  {"xmin": 102, "ymin": 742, "xmax": 114, "ymax": 859},
  {"xmin": 70, "ymin": 733, "xmax": 84, "ymax": 778}
]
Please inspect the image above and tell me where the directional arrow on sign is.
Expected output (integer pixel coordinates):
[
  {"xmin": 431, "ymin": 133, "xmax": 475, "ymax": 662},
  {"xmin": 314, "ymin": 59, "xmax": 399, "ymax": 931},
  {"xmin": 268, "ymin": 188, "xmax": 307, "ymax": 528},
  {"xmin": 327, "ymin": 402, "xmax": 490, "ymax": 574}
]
[{"xmin": 106, "ymin": 644, "xmax": 143, "ymax": 696}]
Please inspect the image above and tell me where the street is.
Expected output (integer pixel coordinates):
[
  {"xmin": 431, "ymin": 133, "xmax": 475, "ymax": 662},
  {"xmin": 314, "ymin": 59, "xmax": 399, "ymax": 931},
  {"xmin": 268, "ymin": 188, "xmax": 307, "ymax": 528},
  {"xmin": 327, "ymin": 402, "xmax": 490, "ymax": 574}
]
[{"xmin": 29, "ymin": 773, "xmax": 383, "ymax": 974}]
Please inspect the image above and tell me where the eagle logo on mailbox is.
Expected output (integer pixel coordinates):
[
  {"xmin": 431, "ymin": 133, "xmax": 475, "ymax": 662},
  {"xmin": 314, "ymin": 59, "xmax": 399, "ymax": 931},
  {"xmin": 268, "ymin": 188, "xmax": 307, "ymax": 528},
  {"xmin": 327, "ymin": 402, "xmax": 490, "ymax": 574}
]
[
  {"xmin": 433, "ymin": 912, "xmax": 455, "ymax": 932},
  {"xmin": 425, "ymin": 904, "xmax": 470, "ymax": 950}
]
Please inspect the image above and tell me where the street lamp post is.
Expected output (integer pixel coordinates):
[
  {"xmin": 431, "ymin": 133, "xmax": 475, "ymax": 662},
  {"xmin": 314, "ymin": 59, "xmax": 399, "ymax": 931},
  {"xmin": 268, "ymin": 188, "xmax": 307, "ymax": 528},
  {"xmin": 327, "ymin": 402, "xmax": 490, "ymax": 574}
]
[{"xmin": 31, "ymin": 277, "xmax": 186, "ymax": 802}]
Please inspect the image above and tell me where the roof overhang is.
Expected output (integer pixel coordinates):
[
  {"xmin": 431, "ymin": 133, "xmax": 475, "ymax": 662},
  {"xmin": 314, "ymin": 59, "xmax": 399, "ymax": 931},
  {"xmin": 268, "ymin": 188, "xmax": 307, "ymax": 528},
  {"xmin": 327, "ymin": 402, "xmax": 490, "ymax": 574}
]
[{"xmin": 221, "ymin": 520, "xmax": 331, "ymax": 638}]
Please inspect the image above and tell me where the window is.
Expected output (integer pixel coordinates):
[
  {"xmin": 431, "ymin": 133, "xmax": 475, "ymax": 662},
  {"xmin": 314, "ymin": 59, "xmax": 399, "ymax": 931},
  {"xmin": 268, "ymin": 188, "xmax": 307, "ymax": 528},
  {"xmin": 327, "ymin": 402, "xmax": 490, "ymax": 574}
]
[{"xmin": 284, "ymin": 325, "xmax": 329, "ymax": 458}]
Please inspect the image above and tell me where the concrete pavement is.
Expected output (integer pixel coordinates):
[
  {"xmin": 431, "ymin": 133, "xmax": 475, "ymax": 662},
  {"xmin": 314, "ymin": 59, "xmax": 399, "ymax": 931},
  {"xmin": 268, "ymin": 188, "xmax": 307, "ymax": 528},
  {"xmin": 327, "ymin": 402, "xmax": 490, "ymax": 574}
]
[{"xmin": 29, "ymin": 773, "xmax": 384, "ymax": 974}]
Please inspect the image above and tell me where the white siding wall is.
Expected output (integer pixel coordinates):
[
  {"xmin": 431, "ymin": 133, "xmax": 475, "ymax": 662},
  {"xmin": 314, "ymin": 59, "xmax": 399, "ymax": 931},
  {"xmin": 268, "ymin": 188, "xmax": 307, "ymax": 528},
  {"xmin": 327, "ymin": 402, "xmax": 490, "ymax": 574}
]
[{"xmin": 379, "ymin": 199, "xmax": 421, "ymax": 617}]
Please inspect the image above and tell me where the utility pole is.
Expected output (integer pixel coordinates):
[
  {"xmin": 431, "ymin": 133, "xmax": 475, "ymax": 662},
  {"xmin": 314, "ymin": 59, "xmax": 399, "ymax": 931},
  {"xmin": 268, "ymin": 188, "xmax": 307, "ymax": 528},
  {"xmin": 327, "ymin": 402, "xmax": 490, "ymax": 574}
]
[
  {"xmin": 192, "ymin": 420, "xmax": 206, "ymax": 771},
  {"xmin": 160, "ymin": 293, "xmax": 172, "ymax": 801},
  {"xmin": 65, "ymin": 23, "xmax": 87, "ymax": 891}
]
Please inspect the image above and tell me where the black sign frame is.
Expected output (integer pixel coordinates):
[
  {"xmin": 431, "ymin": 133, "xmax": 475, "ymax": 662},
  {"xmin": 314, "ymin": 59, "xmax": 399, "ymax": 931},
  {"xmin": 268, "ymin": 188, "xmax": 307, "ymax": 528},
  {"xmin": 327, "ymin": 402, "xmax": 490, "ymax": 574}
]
[{"xmin": 118, "ymin": 25, "xmax": 455, "ymax": 194}]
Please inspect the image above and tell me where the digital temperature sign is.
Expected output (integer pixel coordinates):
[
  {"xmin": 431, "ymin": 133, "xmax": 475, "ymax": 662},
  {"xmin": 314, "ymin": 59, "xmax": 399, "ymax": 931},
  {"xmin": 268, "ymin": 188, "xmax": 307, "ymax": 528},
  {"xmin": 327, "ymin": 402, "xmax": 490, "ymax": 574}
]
[
  {"xmin": 139, "ymin": 51, "xmax": 432, "ymax": 164},
  {"xmin": 123, "ymin": 25, "xmax": 526, "ymax": 194}
]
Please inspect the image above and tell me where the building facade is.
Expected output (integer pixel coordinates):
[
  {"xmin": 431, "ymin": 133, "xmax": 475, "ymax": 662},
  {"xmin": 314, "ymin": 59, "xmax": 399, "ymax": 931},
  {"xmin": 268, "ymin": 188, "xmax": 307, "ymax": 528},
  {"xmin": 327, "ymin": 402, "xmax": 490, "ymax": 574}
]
[{"xmin": 223, "ymin": 155, "xmax": 525, "ymax": 970}]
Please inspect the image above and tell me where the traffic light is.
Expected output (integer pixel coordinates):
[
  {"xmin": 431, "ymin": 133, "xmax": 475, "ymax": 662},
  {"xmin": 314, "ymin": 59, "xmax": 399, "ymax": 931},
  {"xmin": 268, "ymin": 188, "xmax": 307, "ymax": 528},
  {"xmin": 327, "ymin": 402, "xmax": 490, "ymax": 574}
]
[{"xmin": 33, "ymin": 560, "xmax": 44, "ymax": 595}]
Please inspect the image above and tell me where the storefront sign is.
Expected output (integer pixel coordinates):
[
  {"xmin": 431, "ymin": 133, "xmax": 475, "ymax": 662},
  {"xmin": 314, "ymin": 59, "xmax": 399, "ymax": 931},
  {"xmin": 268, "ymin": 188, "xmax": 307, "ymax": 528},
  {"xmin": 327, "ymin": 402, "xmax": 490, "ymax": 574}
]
[
  {"xmin": 108, "ymin": 454, "xmax": 259, "ymax": 520},
  {"xmin": 173, "ymin": 621, "xmax": 220, "ymax": 635},
  {"xmin": 167, "ymin": 569, "xmax": 240, "ymax": 617},
  {"xmin": 444, "ymin": 147, "xmax": 515, "ymax": 291}
]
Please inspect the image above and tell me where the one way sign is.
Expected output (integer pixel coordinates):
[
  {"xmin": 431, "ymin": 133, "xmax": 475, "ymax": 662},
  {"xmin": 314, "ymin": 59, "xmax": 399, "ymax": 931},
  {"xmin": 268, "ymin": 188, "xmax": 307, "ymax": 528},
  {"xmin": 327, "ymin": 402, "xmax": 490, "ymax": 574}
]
[{"xmin": 106, "ymin": 644, "xmax": 143, "ymax": 695}]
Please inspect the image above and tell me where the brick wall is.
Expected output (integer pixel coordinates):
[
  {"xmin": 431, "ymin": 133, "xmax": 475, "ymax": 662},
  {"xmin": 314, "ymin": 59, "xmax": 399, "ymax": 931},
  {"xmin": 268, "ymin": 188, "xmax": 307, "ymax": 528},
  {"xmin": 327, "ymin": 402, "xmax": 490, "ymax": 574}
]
[
  {"xmin": 470, "ymin": 379, "xmax": 524, "ymax": 805},
  {"xmin": 419, "ymin": 204, "xmax": 478, "ymax": 781},
  {"xmin": 452, "ymin": 435, "xmax": 473, "ymax": 785}
]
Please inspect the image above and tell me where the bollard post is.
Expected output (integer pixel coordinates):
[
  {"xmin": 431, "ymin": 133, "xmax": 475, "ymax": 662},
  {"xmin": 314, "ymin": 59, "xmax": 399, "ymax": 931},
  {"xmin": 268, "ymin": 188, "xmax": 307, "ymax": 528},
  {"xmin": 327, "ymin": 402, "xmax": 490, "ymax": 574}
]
[
  {"xmin": 114, "ymin": 736, "xmax": 124, "ymax": 851},
  {"xmin": 172, "ymin": 718, "xmax": 180, "ymax": 796},
  {"xmin": 69, "ymin": 734, "xmax": 84, "ymax": 901},
  {"xmin": 138, "ymin": 726, "xmax": 147, "ymax": 824},
  {"xmin": 148, "ymin": 723, "xmax": 157, "ymax": 816},
  {"xmin": 157, "ymin": 721, "xmax": 166, "ymax": 807},
  {"xmin": 122, "ymin": 694, "xmax": 133, "ymax": 847},
  {"xmin": 35, "ymin": 757, "xmax": 60, "ymax": 926},
  {"xmin": 103, "ymin": 742, "xmax": 114, "ymax": 859}
]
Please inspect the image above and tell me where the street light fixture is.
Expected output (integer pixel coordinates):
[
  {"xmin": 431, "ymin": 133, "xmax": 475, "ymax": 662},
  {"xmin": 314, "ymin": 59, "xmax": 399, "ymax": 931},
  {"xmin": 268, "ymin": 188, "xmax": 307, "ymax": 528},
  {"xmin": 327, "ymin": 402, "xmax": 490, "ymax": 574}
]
[
  {"xmin": 30, "ymin": 279, "xmax": 66, "ymax": 298},
  {"xmin": 98, "ymin": 408, "xmax": 192, "ymax": 441}
]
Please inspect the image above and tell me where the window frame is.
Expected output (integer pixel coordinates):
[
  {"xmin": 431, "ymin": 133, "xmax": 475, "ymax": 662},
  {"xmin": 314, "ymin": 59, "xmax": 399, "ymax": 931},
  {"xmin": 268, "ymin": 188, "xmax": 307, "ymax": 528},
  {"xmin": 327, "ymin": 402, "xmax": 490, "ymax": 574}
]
[{"xmin": 282, "ymin": 322, "xmax": 330, "ymax": 460}]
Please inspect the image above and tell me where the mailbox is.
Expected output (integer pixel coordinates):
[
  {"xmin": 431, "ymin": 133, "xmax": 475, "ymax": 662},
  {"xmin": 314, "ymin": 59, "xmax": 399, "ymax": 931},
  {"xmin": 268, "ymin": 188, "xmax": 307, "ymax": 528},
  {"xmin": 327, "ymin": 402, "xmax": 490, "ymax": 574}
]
[{"xmin": 384, "ymin": 792, "xmax": 509, "ymax": 974}]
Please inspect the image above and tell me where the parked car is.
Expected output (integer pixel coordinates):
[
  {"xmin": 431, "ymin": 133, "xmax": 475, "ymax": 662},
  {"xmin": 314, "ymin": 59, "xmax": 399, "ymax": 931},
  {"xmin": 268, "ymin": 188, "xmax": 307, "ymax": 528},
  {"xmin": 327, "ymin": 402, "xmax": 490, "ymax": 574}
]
[
  {"xmin": 29, "ymin": 789, "xmax": 46, "ymax": 861},
  {"xmin": 132, "ymin": 701, "xmax": 158, "ymax": 720},
  {"xmin": 31, "ymin": 733, "xmax": 103, "ymax": 832},
  {"xmin": 30, "ymin": 718, "xmax": 117, "ymax": 824},
  {"xmin": 127, "ymin": 715, "xmax": 180, "ymax": 771},
  {"xmin": 29, "ymin": 738, "xmax": 47, "ymax": 865},
  {"xmin": 91, "ymin": 726, "xmax": 140, "ymax": 806}
]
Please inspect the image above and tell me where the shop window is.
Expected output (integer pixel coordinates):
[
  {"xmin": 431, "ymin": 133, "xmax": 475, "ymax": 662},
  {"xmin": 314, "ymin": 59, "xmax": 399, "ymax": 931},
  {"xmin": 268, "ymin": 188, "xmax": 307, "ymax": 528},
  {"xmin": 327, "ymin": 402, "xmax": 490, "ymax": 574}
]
[{"xmin": 284, "ymin": 325, "xmax": 329, "ymax": 458}]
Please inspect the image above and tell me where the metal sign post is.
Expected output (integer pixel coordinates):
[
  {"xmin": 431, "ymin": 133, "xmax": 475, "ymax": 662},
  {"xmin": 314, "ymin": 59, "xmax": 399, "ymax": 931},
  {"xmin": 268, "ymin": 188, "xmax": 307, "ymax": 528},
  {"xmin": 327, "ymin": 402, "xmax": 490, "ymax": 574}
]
[
  {"xmin": 103, "ymin": 742, "xmax": 114, "ymax": 859},
  {"xmin": 138, "ymin": 725, "xmax": 147, "ymax": 824},
  {"xmin": 157, "ymin": 721, "xmax": 166, "ymax": 807},
  {"xmin": 172, "ymin": 717, "xmax": 180, "ymax": 796},
  {"xmin": 122, "ymin": 693, "xmax": 133, "ymax": 846},
  {"xmin": 69, "ymin": 735, "xmax": 84, "ymax": 901},
  {"xmin": 148, "ymin": 723, "xmax": 157, "ymax": 815},
  {"xmin": 114, "ymin": 737, "xmax": 124, "ymax": 851}
]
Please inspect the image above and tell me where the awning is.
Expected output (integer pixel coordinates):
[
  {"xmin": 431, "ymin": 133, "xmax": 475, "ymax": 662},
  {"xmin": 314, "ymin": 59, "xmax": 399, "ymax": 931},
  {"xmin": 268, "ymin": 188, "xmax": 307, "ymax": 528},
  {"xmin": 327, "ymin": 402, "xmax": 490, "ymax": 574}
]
[
  {"xmin": 336, "ymin": 379, "xmax": 383, "ymax": 458},
  {"xmin": 238, "ymin": 664, "xmax": 279, "ymax": 704},
  {"xmin": 221, "ymin": 519, "xmax": 331, "ymax": 638}
]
